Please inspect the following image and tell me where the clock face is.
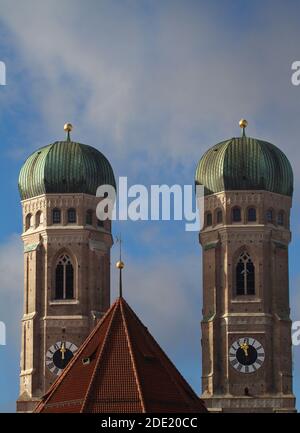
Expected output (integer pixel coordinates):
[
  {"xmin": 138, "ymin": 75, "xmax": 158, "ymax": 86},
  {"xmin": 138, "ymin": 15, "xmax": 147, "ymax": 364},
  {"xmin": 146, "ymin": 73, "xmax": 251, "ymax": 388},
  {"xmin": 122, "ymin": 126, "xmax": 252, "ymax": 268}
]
[
  {"xmin": 229, "ymin": 337, "xmax": 265, "ymax": 374},
  {"xmin": 46, "ymin": 341, "xmax": 78, "ymax": 376}
]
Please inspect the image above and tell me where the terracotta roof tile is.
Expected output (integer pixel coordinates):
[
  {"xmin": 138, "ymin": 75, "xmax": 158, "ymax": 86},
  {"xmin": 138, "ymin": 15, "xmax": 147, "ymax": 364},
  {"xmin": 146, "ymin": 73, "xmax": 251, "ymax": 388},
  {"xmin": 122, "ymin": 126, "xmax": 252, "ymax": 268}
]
[{"xmin": 34, "ymin": 297, "xmax": 207, "ymax": 413}]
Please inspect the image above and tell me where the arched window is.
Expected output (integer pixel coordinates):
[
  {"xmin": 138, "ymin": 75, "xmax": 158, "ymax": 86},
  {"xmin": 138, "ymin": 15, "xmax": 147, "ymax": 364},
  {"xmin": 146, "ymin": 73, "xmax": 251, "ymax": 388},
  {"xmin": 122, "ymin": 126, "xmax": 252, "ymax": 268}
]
[
  {"xmin": 216, "ymin": 209, "xmax": 223, "ymax": 224},
  {"xmin": 247, "ymin": 207, "xmax": 256, "ymax": 222},
  {"xmin": 52, "ymin": 208, "xmax": 61, "ymax": 224},
  {"xmin": 67, "ymin": 208, "xmax": 76, "ymax": 223},
  {"xmin": 232, "ymin": 206, "xmax": 241, "ymax": 222},
  {"xmin": 86, "ymin": 209, "xmax": 93, "ymax": 225},
  {"xmin": 266, "ymin": 209, "xmax": 273, "ymax": 223},
  {"xmin": 236, "ymin": 252, "xmax": 255, "ymax": 295},
  {"xmin": 206, "ymin": 212, "xmax": 212, "ymax": 226},
  {"xmin": 25, "ymin": 213, "xmax": 32, "ymax": 231},
  {"xmin": 55, "ymin": 254, "xmax": 74, "ymax": 300},
  {"xmin": 277, "ymin": 211, "xmax": 284, "ymax": 226},
  {"xmin": 35, "ymin": 211, "xmax": 43, "ymax": 228}
]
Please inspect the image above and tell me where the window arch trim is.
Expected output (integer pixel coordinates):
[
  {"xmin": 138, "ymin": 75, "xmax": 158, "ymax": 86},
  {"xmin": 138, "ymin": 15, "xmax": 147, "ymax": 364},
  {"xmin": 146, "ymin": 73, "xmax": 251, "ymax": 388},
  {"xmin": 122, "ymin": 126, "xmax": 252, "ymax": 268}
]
[
  {"xmin": 235, "ymin": 251, "xmax": 255, "ymax": 296},
  {"xmin": 53, "ymin": 250, "xmax": 77, "ymax": 301}
]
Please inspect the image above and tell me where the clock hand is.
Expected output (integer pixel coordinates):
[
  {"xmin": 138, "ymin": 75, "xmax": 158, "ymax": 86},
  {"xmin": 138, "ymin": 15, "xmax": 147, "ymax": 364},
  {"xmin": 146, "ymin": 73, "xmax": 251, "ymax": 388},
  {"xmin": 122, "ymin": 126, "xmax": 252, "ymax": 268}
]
[
  {"xmin": 240, "ymin": 342, "xmax": 249, "ymax": 356},
  {"xmin": 60, "ymin": 342, "xmax": 67, "ymax": 360}
]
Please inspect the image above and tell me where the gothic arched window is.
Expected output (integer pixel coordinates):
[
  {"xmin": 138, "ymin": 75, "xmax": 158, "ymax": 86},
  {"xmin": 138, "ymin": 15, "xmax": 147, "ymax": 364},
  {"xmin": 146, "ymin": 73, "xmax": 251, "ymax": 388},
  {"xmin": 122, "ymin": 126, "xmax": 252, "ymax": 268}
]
[
  {"xmin": 232, "ymin": 206, "xmax": 241, "ymax": 222},
  {"xmin": 55, "ymin": 254, "xmax": 74, "ymax": 300},
  {"xmin": 236, "ymin": 252, "xmax": 255, "ymax": 295},
  {"xmin": 67, "ymin": 208, "xmax": 76, "ymax": 223},
  {"xmin": 52, "ymin": 208, "xmax": 61, "ymax": 224}
]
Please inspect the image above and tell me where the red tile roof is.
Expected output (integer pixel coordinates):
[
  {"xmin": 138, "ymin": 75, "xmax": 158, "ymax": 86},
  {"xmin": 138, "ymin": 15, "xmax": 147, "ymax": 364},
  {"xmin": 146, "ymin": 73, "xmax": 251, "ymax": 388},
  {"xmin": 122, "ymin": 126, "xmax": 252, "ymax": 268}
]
[{"xmin": 35, "ymin": 297, "xmax": 207, "ymax": 413}]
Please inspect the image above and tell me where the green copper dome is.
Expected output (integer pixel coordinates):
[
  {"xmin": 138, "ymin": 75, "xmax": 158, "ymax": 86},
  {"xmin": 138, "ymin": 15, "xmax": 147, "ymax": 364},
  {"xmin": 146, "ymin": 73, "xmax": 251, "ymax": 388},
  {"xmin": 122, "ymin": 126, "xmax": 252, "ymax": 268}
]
[
  {"xmin": 195, "ymin": 133, "xmax": 293, "ymax": 197},
  {"xmin": 19, "ymin": 138, "xmax": 116, "ymax": 200}
]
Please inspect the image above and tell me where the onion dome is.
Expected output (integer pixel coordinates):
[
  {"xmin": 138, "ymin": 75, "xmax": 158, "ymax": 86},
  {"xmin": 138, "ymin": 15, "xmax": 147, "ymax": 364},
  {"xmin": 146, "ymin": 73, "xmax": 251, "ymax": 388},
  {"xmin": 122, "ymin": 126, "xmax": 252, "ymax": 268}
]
[
  {"xmin": 18, "ymin": 123, "xmax": 116, "ymax": 200},
  {"xmin": 195, "ymin": 120, "xmax": 293, "ymax": 197}
]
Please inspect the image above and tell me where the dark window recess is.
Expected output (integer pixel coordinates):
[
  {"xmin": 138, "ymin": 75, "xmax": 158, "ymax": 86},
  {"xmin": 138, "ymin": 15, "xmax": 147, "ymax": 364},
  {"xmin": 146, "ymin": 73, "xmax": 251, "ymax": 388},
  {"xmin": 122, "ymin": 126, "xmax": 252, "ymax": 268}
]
[
  {"xmin": 52, "ymin": 208, "xmax": 61, "ymax": 224},
  {"xmin": 248, "ymin": 207, "xmax": 256, "ymax": 222},
  {"xmin": 66, "ymin": 264, "xmax": 74, "ymax": 299},
  {"xmin": 232, "ymin": 207, "xmax": 241, "ymax": 222},
  {"xmin": 266, "ymin": 209, "xmax": 273, "ymax": 223},
  {"xmin": 206, "ymin": 212, "xmax": 212, "ymax": 226},
  {"xmin": 277, "ymin": 211, "xmax": 284, "ymax": 226},
  {"xmin": 217, "ymin": 210, "xmax": 223, "ymax": 224},
  {"xmin": 236, "ymin": 260, "xmax": 245, "ymax": 295},
  {"xmin": 246, "ymin": 261, "xmax": 255, "ymax": 294},
  {"xmin": 55, "ymin": 264, "xmax": 64, "ymax": 299},
  {"xmin": 86, "ymin": 210, "xmax": 93, "ymax": 225},
  {"xmin": 68, "ymin": 208, "xmax": 76, "ymax": 223}
]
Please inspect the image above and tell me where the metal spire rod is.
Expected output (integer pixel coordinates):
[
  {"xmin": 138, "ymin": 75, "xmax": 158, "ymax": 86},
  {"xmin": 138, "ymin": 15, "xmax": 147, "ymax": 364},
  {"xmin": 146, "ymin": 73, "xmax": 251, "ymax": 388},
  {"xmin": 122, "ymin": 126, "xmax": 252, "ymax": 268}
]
[{"xmin": 116, "ymin": 234, "xmax": 124, "ymax": 298}]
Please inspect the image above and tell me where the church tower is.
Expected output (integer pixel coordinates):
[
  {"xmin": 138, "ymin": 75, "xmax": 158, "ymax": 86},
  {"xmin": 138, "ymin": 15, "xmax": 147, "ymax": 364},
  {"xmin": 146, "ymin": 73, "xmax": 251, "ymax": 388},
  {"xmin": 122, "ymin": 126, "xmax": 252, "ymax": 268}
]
[
  {"xmin": 16, "ymin": 124, "xmax": 116, "ymax": 412},
  {"xmin": 196, "ymin": 120, "xmax": 296, "ymax": 412}
]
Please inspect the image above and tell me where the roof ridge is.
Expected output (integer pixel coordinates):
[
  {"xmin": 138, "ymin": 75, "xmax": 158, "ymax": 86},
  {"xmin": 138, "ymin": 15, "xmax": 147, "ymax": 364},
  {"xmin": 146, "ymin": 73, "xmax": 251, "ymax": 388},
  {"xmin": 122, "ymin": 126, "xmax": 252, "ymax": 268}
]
[
  {"xmin": 80, "ymin": 299, "xmax": 121, "ymax": 413},
  {"xmin": 120, "ymin": 298, "xmax": 146, "ymax": 413},
  {"xmin": 35, "ymin": 299, "xmax": 120, "ymax": 412}
]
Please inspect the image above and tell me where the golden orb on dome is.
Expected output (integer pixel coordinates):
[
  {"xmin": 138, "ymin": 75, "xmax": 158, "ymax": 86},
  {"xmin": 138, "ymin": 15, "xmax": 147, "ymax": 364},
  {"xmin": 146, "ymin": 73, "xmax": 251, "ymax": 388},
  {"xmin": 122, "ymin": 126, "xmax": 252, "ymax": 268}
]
[
  {"xmin": 64, "ymin": 123, "xmax": 73, "ymax": 132},
  {"xmin": 116, "ymin": 260, "xmax": 125, "ymax": 270},
  {"xmin": 239, "ymin": 119, "xmax": 248, "ymax": 129}
]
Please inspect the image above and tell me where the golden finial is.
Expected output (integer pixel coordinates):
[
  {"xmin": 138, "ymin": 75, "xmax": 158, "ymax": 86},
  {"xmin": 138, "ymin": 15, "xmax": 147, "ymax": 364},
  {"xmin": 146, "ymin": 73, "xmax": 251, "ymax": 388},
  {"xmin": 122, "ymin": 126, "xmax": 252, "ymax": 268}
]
[
  {"xmin": 115, "ymin": 235, "xmax": 124, "ymax": 297},
  {"xmin": 116, "ymin": 260, "xmax": 125, "ymax": 269},
  {"xmin": 64, "ymin": 123, "xmax": 73, "ymax": 141},
  {"xmin": 239, "ymin": 119, "xmax": 248, "ymax": 137}
]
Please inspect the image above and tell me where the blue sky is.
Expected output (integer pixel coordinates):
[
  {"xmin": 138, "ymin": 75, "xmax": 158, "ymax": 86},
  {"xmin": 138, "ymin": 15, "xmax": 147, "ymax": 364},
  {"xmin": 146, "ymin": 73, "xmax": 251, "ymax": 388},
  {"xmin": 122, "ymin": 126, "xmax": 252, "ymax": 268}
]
[{"xmin": 0, "ymin": 0, "xmax": 300, "ymax": 412}]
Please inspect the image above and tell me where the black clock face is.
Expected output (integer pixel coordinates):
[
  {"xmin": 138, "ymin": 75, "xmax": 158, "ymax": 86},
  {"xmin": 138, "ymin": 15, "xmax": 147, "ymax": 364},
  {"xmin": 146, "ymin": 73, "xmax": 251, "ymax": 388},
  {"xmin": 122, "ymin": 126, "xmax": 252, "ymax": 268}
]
[
  {"xmin": 236, "ymin": 344, "xmax": 257, "ymax": 365},
  {"xmin": 229, "ymin": 337, "xmax": 265, "ymax": 374},
  {"xmin": 46, "ymin": 341, "xmax": 78, "ymax": 376}
]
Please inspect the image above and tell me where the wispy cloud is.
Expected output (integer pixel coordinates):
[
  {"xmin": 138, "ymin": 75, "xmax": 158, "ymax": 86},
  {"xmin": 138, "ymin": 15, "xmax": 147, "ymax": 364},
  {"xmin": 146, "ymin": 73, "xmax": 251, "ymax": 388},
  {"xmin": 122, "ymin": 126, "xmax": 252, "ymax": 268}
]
[{"xmin": 1, "ymin": 0, "xmax": 300, "ymax": 187}]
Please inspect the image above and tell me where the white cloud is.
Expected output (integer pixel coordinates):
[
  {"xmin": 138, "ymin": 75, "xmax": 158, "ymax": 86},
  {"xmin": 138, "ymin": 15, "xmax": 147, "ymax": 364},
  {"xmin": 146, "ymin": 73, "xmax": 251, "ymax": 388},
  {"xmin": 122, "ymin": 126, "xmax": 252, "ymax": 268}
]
[{"xmin": 1, "ymin": 0, "xmax": 300, "ymax": 187}]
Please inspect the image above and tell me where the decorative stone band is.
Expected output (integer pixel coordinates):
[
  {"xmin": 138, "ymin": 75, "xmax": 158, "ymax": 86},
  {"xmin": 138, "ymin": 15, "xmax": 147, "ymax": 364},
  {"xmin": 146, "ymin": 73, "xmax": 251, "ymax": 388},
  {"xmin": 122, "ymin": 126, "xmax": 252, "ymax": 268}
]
[
  {"xmin": 203, "ymin": 240, "xmax": 219, "ymax": 251},
  {"xmin": 88, "ymin": 239, "xmax": 107, "ymax": 252},
  {"xmin": 202, "ymin": 311, "xmax": 216, "ymax": 323},
  {"xmin": 273, "ymin": 240, "xmax": 288, "ymax": 249},
  {"xmin": 203, "ymin": 396, "xmax": 296, "ymax": 411},
  {"xmin": 24, "ymin": 242, "xmax": 40, "ymax": 253}
]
